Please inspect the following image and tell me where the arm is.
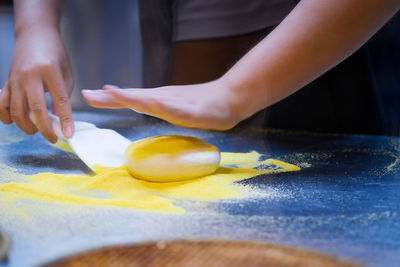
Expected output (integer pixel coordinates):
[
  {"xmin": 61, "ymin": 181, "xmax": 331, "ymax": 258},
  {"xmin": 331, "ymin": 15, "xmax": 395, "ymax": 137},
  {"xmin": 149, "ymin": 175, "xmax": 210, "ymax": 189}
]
[
  {"xmin": 224, "ymin": 0, "xmax": 400, "ymax": 121},
  {"xmin": 14, "ymin": 0, "xmax": 63, "ymax": 37},
  {"xmin": 83, "ymin": 0, "xmax": 400, "ymax": 130},
  {"xmin": 0, "ymin": 0, "xmax": 74, "ymax": 143}
]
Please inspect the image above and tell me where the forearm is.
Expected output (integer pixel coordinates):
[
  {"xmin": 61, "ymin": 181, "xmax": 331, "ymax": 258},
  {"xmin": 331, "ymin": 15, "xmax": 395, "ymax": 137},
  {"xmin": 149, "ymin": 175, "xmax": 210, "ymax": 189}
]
[
  {"xmin": 223, "ymin": 0, "xmax": 400, "ymax": 120},
  {"xmin": 5, "ymin": 0, "xmax": 74, "ymax": 141},
  {"xmin": 14, "ymin": 0, "xmax": 63, "ymax": 38}
]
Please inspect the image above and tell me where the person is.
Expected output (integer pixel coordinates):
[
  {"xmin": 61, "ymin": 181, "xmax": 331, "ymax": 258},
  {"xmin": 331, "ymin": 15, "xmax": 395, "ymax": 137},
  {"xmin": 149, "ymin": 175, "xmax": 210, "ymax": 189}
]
[{"xmin": 1, "ymin": 0, "xmax": 400, "ymax": 144}]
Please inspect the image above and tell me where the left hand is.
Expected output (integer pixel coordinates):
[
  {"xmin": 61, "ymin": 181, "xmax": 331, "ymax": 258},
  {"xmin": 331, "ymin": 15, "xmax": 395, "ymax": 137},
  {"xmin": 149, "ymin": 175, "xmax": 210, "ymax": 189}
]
[{"xmin": 82, "ymin": 80, "xmax": 241, "ymax": 130}]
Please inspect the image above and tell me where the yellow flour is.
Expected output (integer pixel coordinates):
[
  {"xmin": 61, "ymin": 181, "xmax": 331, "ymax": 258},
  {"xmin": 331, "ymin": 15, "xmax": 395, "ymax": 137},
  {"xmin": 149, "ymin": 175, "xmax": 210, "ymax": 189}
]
[
  {"xmin": 0, "ymin": 152, "xmax": 300, "ymax": 214},
  {"xmin": 220, "ymin": 151, "xmax": 262, "ymax": 168}
]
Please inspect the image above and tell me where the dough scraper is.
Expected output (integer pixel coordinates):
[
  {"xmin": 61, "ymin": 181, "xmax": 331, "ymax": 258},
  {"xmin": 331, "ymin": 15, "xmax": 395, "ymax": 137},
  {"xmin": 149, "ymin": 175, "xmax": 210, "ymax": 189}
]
[{"xmin": 45, "ymin": 113, "xmax": 132, "ymax": 171}]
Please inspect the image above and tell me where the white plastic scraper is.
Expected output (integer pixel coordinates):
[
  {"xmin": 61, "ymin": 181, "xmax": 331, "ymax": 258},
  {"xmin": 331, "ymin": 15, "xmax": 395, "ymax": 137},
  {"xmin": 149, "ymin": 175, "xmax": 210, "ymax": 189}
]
[{"xmin": 48, "ymin": 113, "xmax": 131, "ymax": 171}]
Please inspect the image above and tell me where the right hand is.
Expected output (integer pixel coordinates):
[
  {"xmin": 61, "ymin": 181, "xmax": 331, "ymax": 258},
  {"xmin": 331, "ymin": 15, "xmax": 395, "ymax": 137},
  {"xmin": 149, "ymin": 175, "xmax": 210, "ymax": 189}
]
[{"xmin": 0, "ymin": 27, "xmax": 74, "ymax": 143}]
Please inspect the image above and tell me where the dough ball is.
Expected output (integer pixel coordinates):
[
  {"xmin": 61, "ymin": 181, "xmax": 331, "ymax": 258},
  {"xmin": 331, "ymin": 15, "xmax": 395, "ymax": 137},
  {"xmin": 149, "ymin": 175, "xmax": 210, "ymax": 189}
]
[{"xmin": 124, "ymin": 135, "xmax": 221, "ymax": 182}]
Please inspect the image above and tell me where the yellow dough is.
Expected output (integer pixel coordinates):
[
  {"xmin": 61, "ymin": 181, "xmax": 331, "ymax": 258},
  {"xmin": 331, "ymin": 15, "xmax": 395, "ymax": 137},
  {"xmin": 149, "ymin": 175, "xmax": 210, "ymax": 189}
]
[{"xmin": 124, "ymin": 135, "xmax": 221, "ymax": 182}]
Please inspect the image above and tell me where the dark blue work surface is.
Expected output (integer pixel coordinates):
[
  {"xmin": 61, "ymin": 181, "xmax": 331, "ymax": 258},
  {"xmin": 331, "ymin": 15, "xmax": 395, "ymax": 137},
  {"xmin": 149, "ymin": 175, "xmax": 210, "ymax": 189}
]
[{"xmin": 1, "ymin": 111, "xmax": 400, "ymax": 267}]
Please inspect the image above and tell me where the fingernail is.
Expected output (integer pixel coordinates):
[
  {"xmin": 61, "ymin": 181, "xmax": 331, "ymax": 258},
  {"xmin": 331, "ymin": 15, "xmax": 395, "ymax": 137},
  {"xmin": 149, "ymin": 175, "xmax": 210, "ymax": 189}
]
[
  {"xmin": 82, "ymin": 89, "xmax": 93, "ymax": 94},
  {"xmin": 103, "ymin": 84, "xmax": 118, "ymax": 89},
  {"xmin": 64, "ymin": 125, "xmax": 73, "ymax": 138}
]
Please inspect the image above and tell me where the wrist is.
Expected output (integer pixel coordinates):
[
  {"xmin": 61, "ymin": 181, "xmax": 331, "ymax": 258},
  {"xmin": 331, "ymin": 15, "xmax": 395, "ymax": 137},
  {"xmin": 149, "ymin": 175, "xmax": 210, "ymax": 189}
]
[
  {"xmin": 14, "ymin": 23, "xmax": 60, "ymax": 41},
  {"xmin": 219, "ymin": 72, "xmax": 269, "ymax": 123},
  {"xmin": 14, "ymin": 0, "xmax": 63, "ymax": 40}
]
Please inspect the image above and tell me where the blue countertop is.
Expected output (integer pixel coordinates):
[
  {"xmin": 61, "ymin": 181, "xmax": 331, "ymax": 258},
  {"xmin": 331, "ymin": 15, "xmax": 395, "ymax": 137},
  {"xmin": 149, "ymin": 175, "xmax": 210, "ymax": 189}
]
[{"xmin": 1, "ymin": 110, "xmax": 399, "ymax": 266}]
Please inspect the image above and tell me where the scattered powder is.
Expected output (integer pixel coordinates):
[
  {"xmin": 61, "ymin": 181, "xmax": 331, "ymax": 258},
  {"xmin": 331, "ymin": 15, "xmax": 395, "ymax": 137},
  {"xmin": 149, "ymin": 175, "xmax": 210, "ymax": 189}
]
[
  {"xmin": 0, "ymin": 130, "xmax": 25, "ymax": 145},
  {"xmin": 0, "ymin": 163, "xmax": 26, "ymax": 183},
  {"xmin": 298, "ymin": 162, "xmax": 312, "ymax": 168},
  {"xmin": 0, "ymin": 152, "xmax": 300, "ymax": 214}
]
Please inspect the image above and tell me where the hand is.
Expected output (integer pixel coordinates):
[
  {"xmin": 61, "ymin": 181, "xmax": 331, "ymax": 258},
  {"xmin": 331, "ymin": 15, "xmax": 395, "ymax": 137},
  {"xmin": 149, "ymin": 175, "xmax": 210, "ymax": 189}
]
[
  {"xmin": 0, "ymin": 28, "xmax": 74, "ymax": 143},
  {"xmin": 82, "ymin": 80, "xmax": 242, "ymax": 130}
]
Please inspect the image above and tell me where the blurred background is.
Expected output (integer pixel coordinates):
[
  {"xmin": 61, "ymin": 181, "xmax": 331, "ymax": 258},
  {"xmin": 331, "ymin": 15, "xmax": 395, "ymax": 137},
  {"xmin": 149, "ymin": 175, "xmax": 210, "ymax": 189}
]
[
  {"xmin": 0, "ymin": 1, "xmax": 399, "ymax": 135},
  {"xmin": 0, "ymin": 1, "xmax": 13, "ymax": 90},
  {"xmin": 0, "ymin": 0, "xmax": 143, "ymax": 110}
]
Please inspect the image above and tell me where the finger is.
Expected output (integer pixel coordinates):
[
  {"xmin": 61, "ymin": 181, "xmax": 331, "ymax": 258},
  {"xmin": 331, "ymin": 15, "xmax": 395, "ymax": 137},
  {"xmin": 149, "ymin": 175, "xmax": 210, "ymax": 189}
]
[
  {"xmin": 26, "ymin": 80, "xmax": 57, "ymax": 143},
  {"xmin": 45, "ymin": 68, "xmax": 74, "ymax": 138},
  {"xmin": 106, "ymin": 88, "xmax": 165, "ymax": 115},
  {"xmin": 0, "ymin": 84, "xmax": 12, "ymax": 124},
  {"xmin": 9, "ymin": 83, "xmax": 38, "ymax": 135},
  {"xmin": 82, "ymin": 89, "xmax": 125, "ymax": 109},
  {"xmin": 108, "ymin": 88, "xmax": 195, "ymax": 127}
]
